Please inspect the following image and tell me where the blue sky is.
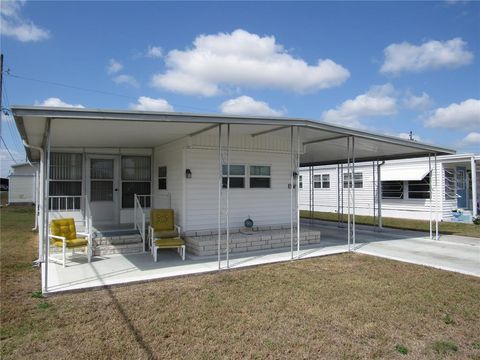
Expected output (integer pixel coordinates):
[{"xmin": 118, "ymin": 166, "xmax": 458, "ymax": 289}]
[{"xmin": 1, "ymin": 0, "xmax": 479, "ymax": 176}]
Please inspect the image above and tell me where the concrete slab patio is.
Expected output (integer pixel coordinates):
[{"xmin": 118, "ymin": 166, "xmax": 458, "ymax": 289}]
[{"xmin": 45, "ymin": 221, "xmax": 479, "ymax": 293}]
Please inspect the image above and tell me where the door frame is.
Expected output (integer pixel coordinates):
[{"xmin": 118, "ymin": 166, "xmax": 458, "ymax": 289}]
[{"xmin": 86, "ymin": 154, "xmax": 120, "ymax": 225}]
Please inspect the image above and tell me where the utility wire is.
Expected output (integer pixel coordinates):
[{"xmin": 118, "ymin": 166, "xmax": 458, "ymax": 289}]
[
  {"xmin": 5, "ymin": 71, "xmax": 216, "ymax": 113},
  {"xmin": 1, "ymin": 136, "xmax": 18, "ymax": 163},
  {"xmin": 2, "ymin": 80, "xmax": 24, "ymax": 154}
]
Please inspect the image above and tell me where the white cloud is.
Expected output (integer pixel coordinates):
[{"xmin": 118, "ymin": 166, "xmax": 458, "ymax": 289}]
[
  {"xmin": 151, "ymin": 29, "xmax": 350, "ymax": 96},
  {"xmin": 146, "ymin": 46, "xmax": 162, "ymax": 58},
  {"xmin": 458, "ymin": 132, "xmax": 480, "ymax": 149},
  {"xmin": 321, "ymin": 84, "xmax": 397, "ymax": 129},
  {"xmin": 113, "ymin": 74, "xmax": 139, "ymax": 88},
  {"xmin": 0, "ymin": 0, "xmax": 50, "ymax": 42},
  {"xmin": 425, "ymin": 98, "xmax": 480, "ymax": 130},
  {"xmin": 403, "ymin": 91, "xmax": 432, "ymax": 110},
  {"xmin": 380, "ymin": 38, "xmax": 473, "ymax": 74},
  {"xmin": 219, "ymin": 96, "xmax": 285, "ymax": 117},
  {"xmin": 129, "ymin": 96, "xmax": 173, "ymax": 112},
  {"xmin": 107, "ymin": 59, "xmax": 123, "ymax": 74},
  {"xmin": 35, "ymin": 97, "xmax": 85, "ymax": 108}
]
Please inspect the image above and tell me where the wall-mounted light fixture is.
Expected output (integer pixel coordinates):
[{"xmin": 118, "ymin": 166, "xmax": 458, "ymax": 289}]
[
  {"xmin": 293, "ymin": 171, "xmax": 298, "ymax": 178},
  {"xmin": 185, "ymin": 169, "xmax": 192, "ymax": 179}
]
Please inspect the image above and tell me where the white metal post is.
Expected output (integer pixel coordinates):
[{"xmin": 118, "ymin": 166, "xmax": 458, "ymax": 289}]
[
  {"xmin": 471, "ymin": 156, "xmax": 478, "ymax": 219},
  {"xmin": 290, "ymin": 126, "xmax": 294, "ymax": 260},
  {"xmin": 429, "ymin": 154, "xmax": 432, "ymax": 240},
  {"xmin": 43, "ymin": 124, "xmax": 51, "ymax": 293},
  {"xmin": 435, "ymin": 154, "xmax": 439, "ymax": 240},
  {"xmin": 346, "ymin": 137, "xmax": 351, "ymax": 251},
  {"xmin": 377, "ymin": 161, "xmax": 383, "ymax": 229},
  {"xmin": 337, "ymin": 164, "xmax": 340, "ymax": 226},
  {"xmin": 217, "ymin": 124, "xmax": 222, "ymax": 270},
  {"xmin": 352, "ymin": 136, "xmax": 356, "ymax": 250},
  {"xmin": 296, "ymin": 127, "xmax": 301, "ymax": 258},
  {"xmin": 226, "ymin": 124, "xmax": 230, "ymax": 268}
]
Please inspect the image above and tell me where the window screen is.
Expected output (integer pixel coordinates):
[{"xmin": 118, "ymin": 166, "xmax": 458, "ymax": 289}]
[
  {"xmin": 49, "ymin": 153, "xmax": 82, "ymax": 210},
  {"xmin": 382, "ymin": 181, "xmax": 404, "ymax": 199},
  {"xmin": 121, "ymin": 156, "xmax": 151, "ymax": 208},
  {"xmin": 408, "ymin": 174, "xmax": 430, "ymax": 199}
]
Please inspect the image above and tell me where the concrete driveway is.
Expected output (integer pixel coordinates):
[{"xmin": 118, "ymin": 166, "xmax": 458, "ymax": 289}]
[{"xmin": 303, "ymin": 219, "xmax": 480, "ymax": 277}]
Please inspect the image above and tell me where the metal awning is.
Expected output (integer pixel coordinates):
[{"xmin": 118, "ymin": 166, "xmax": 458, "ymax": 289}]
[
  {"xmin": 381, "ymin": 166, "xmax": 431, "ymax": 181},
  {"xmin": 11, "ymin": 106, "xmax": 455, "ymax": 163}
]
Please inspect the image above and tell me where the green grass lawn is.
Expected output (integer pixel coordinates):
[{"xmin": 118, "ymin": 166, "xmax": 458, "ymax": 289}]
[
  {"xmin": 1, "ymin": 205, "xmax": 480, "ymax": 359},
  {"xmin": 300, "ymin": 210, "xmax": 480, "ymax": 238}
]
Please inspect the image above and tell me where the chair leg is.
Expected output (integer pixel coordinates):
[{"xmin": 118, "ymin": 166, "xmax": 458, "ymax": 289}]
[
  {"xmin": 154, "ymin": 245, "xmax": 158, "ymax": 262},
  {"xmin": 182, "ymin": 245, "xmax": 185, "ymax": 261},
  {"xmin": 87, "ymin": 246, "xmax": 92, "ymax": 263}
]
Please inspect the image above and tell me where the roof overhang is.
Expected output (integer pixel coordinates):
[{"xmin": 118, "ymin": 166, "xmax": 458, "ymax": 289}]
[{"xmin": 12, "ymin": 106, "xmax": 455, "ymax": 165}]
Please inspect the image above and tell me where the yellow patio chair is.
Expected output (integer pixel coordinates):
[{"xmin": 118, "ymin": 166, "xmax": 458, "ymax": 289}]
[
  {"xmin": 148, "ymin": 209, "xmax": 185, "ymax": 261},
  {"xmin": 49, "ymin": 218, "xmax": 92, "ymax": 267}
]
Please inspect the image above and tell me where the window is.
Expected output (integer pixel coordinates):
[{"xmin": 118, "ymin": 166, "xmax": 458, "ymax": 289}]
[
  {"xmin": 249, "ymin": 165, "xmax": 271, "ymax": 188},
  {"xmin": 322, "ymin": 174, "xmax": 330, "ymax": 189},
  {"xmin": 222, "ymin": 165, "xmax": 245, "ymax": 188},
  {"xmin": 313, "ymin": 175, "xmax": 321, "ymax": 188},
  {"xmin": 121, "ymin": 156, "xmax": 151, "ymax": 208},
  {"xmin": 49, "ymin": 153, "xmax": 82, "ymax": 210},
  {"xmin": 444, "ymin": 169, "xmax": 456, "ymax": 200},
  {"xmin": 343, "ymin": 172, "xmax": 363, "ymax": 188},
  {"xmin": 382, "ymin": 181, "xmax": 404, "ymax": 199},
  {"xmin": 408, "ymin": 174, "xmax": 430, "ymax": 199},
  {"xmin": 158, "ymin": 166, "xmax": 167, "ymax": 190},
  {"xmin": 299, "ymin": 176, "xmax": 303, "ymax": 189},
  {"xmin": 90, "ymin": 159, "xmax": 114, "ymax": 202}
]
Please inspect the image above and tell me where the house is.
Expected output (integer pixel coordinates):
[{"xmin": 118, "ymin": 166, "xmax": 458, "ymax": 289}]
[
  {"xmin": 299, "ymin": 153, "xmax": 479, "ymax": 223},
  {"xmin": 8, "ymin": 162, "xmax": 39, "ymax": 205},
  {"xmin": 12, "ymin": 106, "xmax": 455, "ymax": 292}
]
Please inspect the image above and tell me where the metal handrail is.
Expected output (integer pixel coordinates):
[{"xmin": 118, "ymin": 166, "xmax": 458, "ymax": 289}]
[
  {"xmin": 133, "ymin": 194, "xmax": 148, "ymax": 252},
  {"xmin": 48, "ymin": 195, "xmax": 83, "ymax": 211}
]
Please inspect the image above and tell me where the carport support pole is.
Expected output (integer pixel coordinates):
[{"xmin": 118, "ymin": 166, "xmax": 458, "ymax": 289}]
[
  {"xmin": 377, "ymin": 161, "xmax": 383, "ymax": 229},
  {"xmin": 217, "ymin": 124, "xmax": 222, "ymax": 270},
  {"xmin": 435, "ymin": 153, "xmax": 439, "ymax": 240},
  {"xmin": 429, "ymin": 154, "xmax": 432, "ymax": 240},
  {"xmin": 352, "ymin": 136, "xmax": 356, "ymax": 250},
  {"xmin": 347, "ymin": 137, "xmax": 351, "ymax": 252},
  {"xmin": 471, "ymin": 156, "xmax": 478, "ymax": 219},
  {"xmin": 297, "ymin": 127, "xmax": 301, "ymax": 258},
  {"xmin": 43, "ymin": 122, "xmax": 51, "ymax": 293},
  {"xmin": 226, "ymin": 124, "xmax": 230, "ymax": 269},
  {"xmin": 290, "ymin": 126, "xmax": 294, "ymax": 260}
]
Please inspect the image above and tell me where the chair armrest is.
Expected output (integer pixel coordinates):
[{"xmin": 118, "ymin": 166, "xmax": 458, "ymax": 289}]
[
  {"xmin": 48, "ymin": 234, "xmax": 66, "ymax": 241},
  {"xmin": 77, "ymin": 232, "xmax": 90, "ymax": 237}
]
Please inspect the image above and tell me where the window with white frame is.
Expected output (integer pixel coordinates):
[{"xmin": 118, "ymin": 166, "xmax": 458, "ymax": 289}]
[
  {"xmin": 222, "ymin": 165, "xmax": 245, "ymax": 188},
  {"xmin": 299, "ymin": 175, "xmax": 303, "ymax": 189},
  {"xmin": 158, "ymin": 166, "xmax": 167, "ymax": 190},
  {"xmin": 249, "ymin": 165, "xmax": 271, "ymax": 188},
  {"xmin": 313, "ymin": 174, "xmax": 322, "ymax": 188},
  {"xmin": 121, "ymin": 156, "xmax": 151, "ymax": 208},
  {"xmin": 382, "ymin": 181, "xmax": 404, "ymax": 199},
  {"xmin": 408, "ymin": 174, "xmax": 430, "ymax": 199},
  {"xmin": 49, "ymin": 153, "xmax": 82, "ymax": 210},
  {"xmin": 343, "ymin": 172, "xmax": 363, "ymax": 188},
  {"xmin": 322, "ymin": 174, "xmax": 330, "ymax": 189},
  {"xmin": 313, "ymin": 174, "xmax": 330, "ymax": 189}
]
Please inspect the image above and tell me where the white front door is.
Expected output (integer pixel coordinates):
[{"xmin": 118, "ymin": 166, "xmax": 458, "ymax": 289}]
[{"xmin": 87, "ymin": 155, "xmax": 119, "ymax": 225}]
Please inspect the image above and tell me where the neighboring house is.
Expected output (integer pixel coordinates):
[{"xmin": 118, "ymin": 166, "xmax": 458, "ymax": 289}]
[
  {"xmin": 0, "ymin": 178, "xmax": 8, "ymax": 191},
  {"xmin": 8, "ymin": 162, "xmax": 39, "ymax": 205},
  {"xmin": 12, "ymin": 106, "xmax": 454, "ymax": 292},
  {"xmin": 299, "ymin": 154, "xmax": 479, "ymax": 223}
]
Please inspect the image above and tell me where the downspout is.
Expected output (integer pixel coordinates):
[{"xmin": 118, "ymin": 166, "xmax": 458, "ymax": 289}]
[{"xmin": 23, "ymin": 141, "xmax": 44, "ymax": 263}]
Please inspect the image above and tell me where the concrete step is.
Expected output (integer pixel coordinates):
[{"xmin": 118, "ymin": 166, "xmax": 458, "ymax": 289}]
[{"xmin": 93, "ymin": 233, "xmax": 144, "ymax": 256}]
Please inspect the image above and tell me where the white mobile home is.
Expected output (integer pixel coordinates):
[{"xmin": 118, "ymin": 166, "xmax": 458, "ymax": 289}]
[
  {"xmin": 12, "ymin": 106, "xmax": 455, "ymax": 292},
  {"xmin": 299, "ymin": 154, "xmax": 479, "ymax": 223},
  {"xmin": 8, "ymin": 162, "xmax": 39, "ymax": 204}
]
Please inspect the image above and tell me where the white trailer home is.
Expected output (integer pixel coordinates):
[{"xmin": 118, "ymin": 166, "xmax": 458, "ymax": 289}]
[
  {"xmin": 299, "ymin": 154, "xmax": 479, "ymax": 223},
  {"xmin": 12, "ymin": 106, "xmax": 454, "ymax": 293},
  {"xmin": 8, "ymin": 162, "xmax": 39, "ymax": 204}
]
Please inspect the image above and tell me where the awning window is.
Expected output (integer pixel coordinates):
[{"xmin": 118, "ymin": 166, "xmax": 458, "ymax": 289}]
[{"xmin": 381, "ymin": 166, "xmax": 431, "ymax": 181}]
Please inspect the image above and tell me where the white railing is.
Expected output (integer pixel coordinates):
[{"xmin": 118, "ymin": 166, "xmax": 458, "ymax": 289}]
[
  {"xmin": 48, "ymin": 195, "xmax": 82, "ymax": 211},
  {"xmin": 84, "ymin": 195, "xmax": 92, "ymax": 234},
  {"xmin": 134, "ymin": 194, "xmax": 151, "ymax": 252}
]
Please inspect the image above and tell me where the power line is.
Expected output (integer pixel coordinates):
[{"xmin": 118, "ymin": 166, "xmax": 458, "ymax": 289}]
[
  {"xmin": 1, "ymin": 136, "xmax": 18, "ymax": 163},
  {"xmin": 5, "ymin": 70, "xmax": 215, "ymax": 113},
  {"xmin": 2, "ymin": 80, "xmax": 24, "ymax": 154}
]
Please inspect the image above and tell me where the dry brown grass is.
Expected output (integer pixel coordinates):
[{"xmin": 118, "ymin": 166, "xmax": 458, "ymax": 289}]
[{"xmin": 1, "ymin": 206, "xmax": 480, "ymax": 359}]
